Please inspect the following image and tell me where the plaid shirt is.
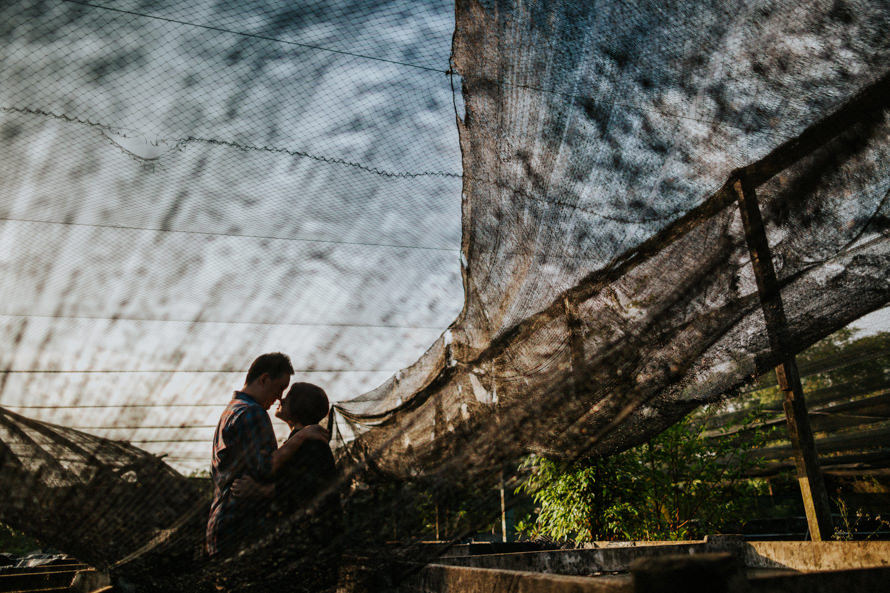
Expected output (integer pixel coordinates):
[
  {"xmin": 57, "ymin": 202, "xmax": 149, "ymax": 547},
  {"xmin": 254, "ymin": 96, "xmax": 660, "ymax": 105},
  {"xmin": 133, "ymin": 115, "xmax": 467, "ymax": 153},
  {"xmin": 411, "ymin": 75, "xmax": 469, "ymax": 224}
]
[{"xmin": 205, "ymin": 392, "xmax": 277, "ymax": 556}]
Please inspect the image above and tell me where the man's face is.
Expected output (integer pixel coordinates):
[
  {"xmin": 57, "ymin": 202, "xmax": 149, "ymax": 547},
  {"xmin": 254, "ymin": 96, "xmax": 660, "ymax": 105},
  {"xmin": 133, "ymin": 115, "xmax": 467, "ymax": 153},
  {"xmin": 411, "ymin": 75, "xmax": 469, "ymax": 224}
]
[{"xmin": 256, "ymin": 373, "xmax": 290, "ymax": 410}]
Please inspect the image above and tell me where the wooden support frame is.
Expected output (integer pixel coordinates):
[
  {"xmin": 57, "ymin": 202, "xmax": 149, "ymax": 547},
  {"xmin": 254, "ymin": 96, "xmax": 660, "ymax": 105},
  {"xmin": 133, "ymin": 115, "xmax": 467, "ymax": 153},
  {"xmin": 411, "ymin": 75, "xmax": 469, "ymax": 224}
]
[{"xmin": 733, "ymin": 176, "xmax": 834, "ymax": 540}]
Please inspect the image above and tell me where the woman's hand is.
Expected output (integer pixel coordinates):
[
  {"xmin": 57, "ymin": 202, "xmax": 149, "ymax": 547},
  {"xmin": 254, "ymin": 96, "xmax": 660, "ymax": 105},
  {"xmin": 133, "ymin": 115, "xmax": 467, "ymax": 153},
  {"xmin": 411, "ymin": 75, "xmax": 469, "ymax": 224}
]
[{"xmin": 232, "ymin": 475, "xmax": 274, "ymax": 499}]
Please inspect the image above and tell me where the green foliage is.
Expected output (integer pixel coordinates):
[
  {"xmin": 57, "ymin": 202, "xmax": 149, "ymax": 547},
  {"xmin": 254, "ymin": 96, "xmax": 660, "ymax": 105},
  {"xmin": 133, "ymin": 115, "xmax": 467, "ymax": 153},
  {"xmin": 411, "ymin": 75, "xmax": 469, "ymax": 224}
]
[
  {"xmin": 516, "ymin": 328, "xmax": 890, "ymax": 542},
  {"xmin": 0, "ymin": 522, "xmax": 42, "ymax": 556},
  {"xmin": 832, "ymin": 495, "xmax": 890, "ymax": 541},
  {"xmin": 515, "ymin": 453, "xmax": 638, "ymax": 541},
  {"xmin": 414, "ymin": 479, "xmax": 502, "ymax": 541},
  {"xmin": 187, "ymin": 468, "xmax": 210, "ymax": 479},
  {"xmin": 342, "ymin": 473, "xmax": 500, "ymax": 544},
  {"xmin": 749, "ymin": 329, "xmax": 890, "ymax": 402},
  {"xmin": 515, "ymin": 405, "xmax": 774, "ymax": 542}
]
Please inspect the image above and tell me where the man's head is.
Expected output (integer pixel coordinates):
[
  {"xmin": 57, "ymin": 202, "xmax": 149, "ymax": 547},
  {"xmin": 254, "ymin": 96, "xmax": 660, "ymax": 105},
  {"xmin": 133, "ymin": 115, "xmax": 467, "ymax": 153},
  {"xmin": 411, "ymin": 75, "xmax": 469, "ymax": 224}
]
[
  {"xmin": 242, "ymin": 352, "xmax": 294, "ymax": 410},
  {"xmin": 276, "ymin": 382, "xmax": 329, "ymax": 428}
]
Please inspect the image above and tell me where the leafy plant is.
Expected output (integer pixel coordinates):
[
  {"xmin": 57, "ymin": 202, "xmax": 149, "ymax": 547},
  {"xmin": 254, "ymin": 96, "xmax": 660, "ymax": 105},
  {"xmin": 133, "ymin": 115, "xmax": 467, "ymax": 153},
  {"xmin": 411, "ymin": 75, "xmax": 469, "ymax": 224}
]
[
  {"xmin": 515, "ymin": 405, "xmax": 774, "ymax": 541},
  {"xmin": 516, "ymin": 329, "xmax": 890, "ymax": 542},
  {"xmin": 832, "ymin": 496, "xmax": 890, "ymax": 541},
  {"xmin": 0, "ymin": 522, "xmax": 42, "ymax": 556}
]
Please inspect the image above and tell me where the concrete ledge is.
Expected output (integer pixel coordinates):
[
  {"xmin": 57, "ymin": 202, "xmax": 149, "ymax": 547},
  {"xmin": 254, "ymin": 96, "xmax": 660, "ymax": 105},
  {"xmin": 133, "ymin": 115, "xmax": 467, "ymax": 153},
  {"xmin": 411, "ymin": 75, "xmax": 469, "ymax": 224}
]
[
  {"xmin": 434, "ymin": 538, "xmax": 890, "ymax": 576},
  {"xmin": 631, "ymin": 553, "xmax": 747, "ymax": 593},
  {"xmin": 399, "ymin": 552, "xmax": 890, "ymax": 593},
  {"xmin": 436, "ymin": 543, "xmax": 712, "ymax": 575},
  {"xmin": 70, "ymin": 568, "xmax": 111, "ymax": 593},
  {"xmin": 750, "ymin": 566, "xmax": 890, "ymax": 593},
  {"xmin": 745, "ymin": 541, "xmax": 890, "ymax": 571},
  {"xmin": 0, "ymin": 566, "xmax": 85, "ymax": 591},
  {"xmin": 397, "ymin": 564, "xmax": 632, "ymax": 593}
]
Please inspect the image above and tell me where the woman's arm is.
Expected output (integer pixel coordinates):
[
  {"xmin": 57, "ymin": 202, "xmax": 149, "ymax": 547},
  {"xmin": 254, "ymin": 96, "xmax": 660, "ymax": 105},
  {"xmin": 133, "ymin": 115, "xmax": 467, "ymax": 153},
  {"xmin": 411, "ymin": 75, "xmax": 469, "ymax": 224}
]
[{"xmin": 270, "ymin": 424, "xmax": 329, "ymax": 475}]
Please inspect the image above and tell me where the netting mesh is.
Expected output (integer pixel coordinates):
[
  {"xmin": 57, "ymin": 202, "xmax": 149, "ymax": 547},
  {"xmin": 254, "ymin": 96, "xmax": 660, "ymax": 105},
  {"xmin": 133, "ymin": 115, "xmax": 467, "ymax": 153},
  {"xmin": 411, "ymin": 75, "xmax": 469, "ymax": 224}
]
[
  {"xmin": 0, "ymin": 407, "xmax": 202, "ymax": 569},
  {"xmin": 2, "ymin": 0, "xmax": 889, "ymax": 591},
  {"xmin": 335, "ymin": 0, "xmax": 890, "ymax": 472}
]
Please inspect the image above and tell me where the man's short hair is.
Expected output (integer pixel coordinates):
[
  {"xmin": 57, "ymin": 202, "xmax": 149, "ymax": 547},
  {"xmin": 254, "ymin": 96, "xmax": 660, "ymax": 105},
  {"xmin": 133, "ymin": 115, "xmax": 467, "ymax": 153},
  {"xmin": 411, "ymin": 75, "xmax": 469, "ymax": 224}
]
[
  {"xmin": 285, "ymin": 382, "xmax": 330, "ymax": 426},
  {"xmin": 245, "ymin": 352, "xmax": 294, "ymax": 385}
]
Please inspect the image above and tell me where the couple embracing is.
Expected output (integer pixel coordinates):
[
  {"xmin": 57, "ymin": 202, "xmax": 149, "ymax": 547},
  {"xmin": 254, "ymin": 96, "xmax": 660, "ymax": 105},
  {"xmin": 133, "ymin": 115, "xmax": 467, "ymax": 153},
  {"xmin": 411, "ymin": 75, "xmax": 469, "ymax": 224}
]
[{"xmin": 205, "ymin": 352, "xmax": 338, "ymax": 560}]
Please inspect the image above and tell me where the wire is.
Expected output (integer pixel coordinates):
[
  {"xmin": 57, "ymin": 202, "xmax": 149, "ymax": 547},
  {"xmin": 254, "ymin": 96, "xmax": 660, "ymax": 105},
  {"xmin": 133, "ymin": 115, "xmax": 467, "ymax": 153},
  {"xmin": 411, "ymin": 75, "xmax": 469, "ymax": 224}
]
[
  {"xmin": 2, "ymin": 403, "xmax": 222, "ymax": 409},
  {"xmin": 60, "ymin": 0, "xmax": 448, "ymax": 74},
  {"xmin": 128, "ymin": 439, "xmax": 209, "ymax": 443},
  {"xmin": 0, "ymin": 312, "xmax": 448, "ymax": 330},
  {"xmin": 2, "ymin": 396, "xmax": 392, "ymax": 409},
  {"xmin": 0, "ymin": 214, "xmax": 460, "ymax": 254},
  {"xmin": 0, "ymin": 108, "xmax": 689, "ymax": 227},
  {"xmin": 69, "ymin": 425, "xmax": 216, "ymax": 430},
  {"xmin": 0, "ymin": 105, "xmax": 461, "ymax": 179},
  {"xmin": 0, "ymin": 368, "xmax": 392, "ymax": 374},
  {"xmin": 178, "ymin": 135, "xmax": 460, "ymax": 179},
  {"xmin": 58, "ymin": 1, "xmax": 798, "ymax": 142},
  {"xmin": 0, "ymin": 206, "xmax": 670, "ymax": 258}
]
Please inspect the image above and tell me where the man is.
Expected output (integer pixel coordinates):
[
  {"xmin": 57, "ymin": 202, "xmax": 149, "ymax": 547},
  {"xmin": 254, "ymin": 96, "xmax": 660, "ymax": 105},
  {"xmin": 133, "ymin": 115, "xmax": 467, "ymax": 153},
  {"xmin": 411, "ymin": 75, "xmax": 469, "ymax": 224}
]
[{"xmin": 205, "ymin": 353, "xmax": 328, "ymax": 557}]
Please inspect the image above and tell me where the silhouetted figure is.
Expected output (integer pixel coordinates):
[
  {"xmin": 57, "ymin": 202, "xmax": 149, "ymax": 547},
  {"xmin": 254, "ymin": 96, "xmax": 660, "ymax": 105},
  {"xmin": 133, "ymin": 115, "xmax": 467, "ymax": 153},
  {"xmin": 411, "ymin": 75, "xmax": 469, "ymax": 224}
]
[
  {"xmin": 273, "ymin": 383, "xmax": 340, "ymax": 523},
  {"xmin": 232, "ymin": 382, "xmax": 343, "ymax": 592},
  {"xmin": 206, "ymin": 353, "xmax": 328, "ymax": 558}
]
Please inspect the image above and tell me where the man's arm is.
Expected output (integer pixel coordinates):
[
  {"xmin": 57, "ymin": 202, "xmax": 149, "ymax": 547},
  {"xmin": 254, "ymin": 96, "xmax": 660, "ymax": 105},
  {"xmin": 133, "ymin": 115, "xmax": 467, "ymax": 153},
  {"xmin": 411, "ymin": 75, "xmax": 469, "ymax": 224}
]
[
  {"xmin": 270, "ymin": 424, "xmax": 329, "ymax": 475},
  {"xmin": 234, "ymin": 405, "xmax": 278, "ymax": 481}
]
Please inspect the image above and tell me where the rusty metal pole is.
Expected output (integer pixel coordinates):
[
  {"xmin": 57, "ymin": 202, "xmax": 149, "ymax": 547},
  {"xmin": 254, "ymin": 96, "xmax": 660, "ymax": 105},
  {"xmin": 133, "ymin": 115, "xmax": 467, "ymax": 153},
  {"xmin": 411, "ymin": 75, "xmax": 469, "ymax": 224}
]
[{"xmin": 733, "ymin": 176, "xmax": 834, "ymax": 541}]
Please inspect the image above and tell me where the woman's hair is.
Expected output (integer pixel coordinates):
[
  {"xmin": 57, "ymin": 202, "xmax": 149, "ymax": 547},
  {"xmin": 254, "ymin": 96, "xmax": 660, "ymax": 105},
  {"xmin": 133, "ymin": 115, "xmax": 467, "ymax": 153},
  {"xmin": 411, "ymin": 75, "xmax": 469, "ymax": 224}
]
[{"xmin": 285, "ymin": 382, "xmax": 329, "ymax": 425}]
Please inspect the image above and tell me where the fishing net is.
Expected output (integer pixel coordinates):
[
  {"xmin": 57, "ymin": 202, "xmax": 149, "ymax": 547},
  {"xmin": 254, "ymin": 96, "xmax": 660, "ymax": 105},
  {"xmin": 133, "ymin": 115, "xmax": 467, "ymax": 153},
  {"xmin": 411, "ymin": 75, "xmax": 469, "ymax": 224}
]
[{"xmin": 2, "ymin": 0, "xmax": 889, "ymax": 591}]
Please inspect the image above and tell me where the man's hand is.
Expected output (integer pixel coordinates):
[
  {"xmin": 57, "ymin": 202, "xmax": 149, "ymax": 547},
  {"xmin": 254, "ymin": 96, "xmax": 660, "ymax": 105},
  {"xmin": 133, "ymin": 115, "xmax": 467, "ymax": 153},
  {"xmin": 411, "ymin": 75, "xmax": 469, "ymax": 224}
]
[
  {"xmin": 232, "ymin": 475, "xmax": 274, "ymax": 499},
  {"xmin": 299, "ymin": 424, "xmax": 330, "ymax": 443}
]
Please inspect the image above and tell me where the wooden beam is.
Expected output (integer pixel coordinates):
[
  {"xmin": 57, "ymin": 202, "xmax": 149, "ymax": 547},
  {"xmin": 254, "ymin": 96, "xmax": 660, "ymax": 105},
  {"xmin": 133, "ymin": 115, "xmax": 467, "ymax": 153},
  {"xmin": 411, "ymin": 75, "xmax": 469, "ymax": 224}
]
[
  {"xmin": 747, "ymin": 425, "xmax": 890, "ymax": 462},
  {"xmin": 564, "ymin": 295, "xmax": 588, "ymax": 398},
  {"xmin": 733, "ymin": 177, "xmax": 834, "ymax": 541}
]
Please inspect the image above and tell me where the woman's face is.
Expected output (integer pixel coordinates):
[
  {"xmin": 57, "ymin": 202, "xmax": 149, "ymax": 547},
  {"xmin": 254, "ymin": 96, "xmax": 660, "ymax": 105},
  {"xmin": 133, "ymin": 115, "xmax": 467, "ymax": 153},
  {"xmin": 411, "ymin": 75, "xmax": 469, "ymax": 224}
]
[{"xmin": 275, "ymin": 390, "xmax": 293, "ymax": 423}]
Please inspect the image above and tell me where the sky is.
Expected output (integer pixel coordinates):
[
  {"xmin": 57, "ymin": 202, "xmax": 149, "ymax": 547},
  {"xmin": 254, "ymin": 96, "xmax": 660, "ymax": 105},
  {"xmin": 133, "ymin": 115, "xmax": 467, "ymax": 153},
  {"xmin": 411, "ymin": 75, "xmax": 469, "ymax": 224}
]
[
  {"xmin": 0, "ymin": 0, "xmax": 463, "ymax": 473},
  {"xmin": 851, "ymin": 306, "xmax": 890, "ymax": 337}
]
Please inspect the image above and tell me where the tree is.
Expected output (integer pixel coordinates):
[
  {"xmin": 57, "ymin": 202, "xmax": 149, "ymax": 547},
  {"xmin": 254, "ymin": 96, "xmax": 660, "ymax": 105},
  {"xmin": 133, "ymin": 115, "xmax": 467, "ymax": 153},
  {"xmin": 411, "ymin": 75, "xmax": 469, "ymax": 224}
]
[{"xmin": 515, "ymin": 405, "xmax": 773, "ymax": 541}]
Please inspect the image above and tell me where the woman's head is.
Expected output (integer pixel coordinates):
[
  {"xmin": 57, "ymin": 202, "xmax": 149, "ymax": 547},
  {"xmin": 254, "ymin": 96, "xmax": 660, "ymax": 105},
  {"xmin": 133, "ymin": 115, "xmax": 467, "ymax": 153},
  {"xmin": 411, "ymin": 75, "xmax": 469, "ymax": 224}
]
[{"xmin": 276, "ymin": 382, "xmax": 329, "ymax": 427}]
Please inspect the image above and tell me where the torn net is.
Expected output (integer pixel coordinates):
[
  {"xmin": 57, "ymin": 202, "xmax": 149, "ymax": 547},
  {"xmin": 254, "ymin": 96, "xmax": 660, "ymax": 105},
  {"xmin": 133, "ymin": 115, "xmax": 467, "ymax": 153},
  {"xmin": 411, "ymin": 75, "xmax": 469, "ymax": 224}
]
[{"xmin": 2, "ymin": 0, "xmax": 890, "ymax": 591}]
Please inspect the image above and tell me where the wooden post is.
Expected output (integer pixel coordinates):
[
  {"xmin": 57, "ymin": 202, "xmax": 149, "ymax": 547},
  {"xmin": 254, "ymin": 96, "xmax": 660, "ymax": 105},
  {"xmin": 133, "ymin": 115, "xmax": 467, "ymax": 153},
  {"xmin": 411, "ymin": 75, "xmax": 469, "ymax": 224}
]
[
  {"xmin": 734, "ymin": 177, "xmax": 834, "ymax": 541},
  {"xmin": 564, "ymin": 295, "xmax": 588, "ymax": 397},
  {"xmin": 500, "ymin": 470, "xmax": 508, "ymax": 543}
]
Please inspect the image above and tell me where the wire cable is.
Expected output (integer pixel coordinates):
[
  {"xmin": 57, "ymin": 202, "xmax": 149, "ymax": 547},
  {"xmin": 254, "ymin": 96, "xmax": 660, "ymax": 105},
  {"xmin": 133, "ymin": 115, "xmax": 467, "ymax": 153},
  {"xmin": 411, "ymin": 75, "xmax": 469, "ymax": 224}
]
[
  {"xmin": 60, "ymin": 0, "xmax": 448, "ymax": 74},
  {"xmin": 0, "ymin": 312, "xmax": 449, "ymax": 330},
  {"xmin": 57, "ymin": 1, "xmax": 799, "ymax": 142},
  {"xmin": 0, "ymin": 213, "xmax": 460, "ymax": 254}
]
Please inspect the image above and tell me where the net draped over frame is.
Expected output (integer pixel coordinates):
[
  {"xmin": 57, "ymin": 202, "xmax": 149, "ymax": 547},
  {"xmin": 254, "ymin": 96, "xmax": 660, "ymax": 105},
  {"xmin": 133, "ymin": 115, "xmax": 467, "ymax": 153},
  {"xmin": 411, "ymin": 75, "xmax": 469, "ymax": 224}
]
[
  {"xmin": 1, "ymin": 0, "xmax": 889, "ymax": 589},
  {"xmin": 335, "ymin": 0, "xmax": 890, "ymax": 476}
]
